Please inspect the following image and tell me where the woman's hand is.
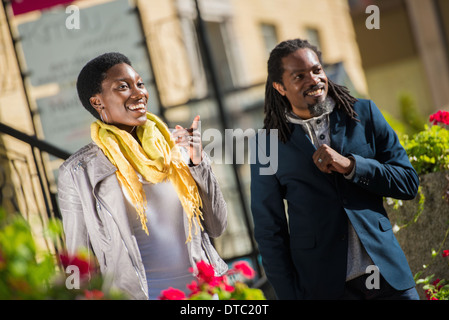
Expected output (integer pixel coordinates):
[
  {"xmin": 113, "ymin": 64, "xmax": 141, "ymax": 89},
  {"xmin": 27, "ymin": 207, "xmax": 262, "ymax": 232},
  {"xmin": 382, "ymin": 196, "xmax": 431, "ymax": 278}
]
[{"xmin": 172, "ymin": 115, "xmax": 203, "ymax": 165}]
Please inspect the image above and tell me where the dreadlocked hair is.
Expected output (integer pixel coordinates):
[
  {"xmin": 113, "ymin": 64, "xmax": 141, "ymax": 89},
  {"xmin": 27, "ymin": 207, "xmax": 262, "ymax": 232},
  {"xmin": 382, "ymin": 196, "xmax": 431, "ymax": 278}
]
[{"xmin": 263, "ymin": 38, "xmax": 358, "ymax": 143}]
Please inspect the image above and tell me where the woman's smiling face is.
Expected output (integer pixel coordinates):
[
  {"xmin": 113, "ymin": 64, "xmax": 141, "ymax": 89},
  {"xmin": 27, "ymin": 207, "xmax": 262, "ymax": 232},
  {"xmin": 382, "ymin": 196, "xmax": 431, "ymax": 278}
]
[{"xmin": 90, "ymin": 63, "xmax": 149, "ymax": 132}]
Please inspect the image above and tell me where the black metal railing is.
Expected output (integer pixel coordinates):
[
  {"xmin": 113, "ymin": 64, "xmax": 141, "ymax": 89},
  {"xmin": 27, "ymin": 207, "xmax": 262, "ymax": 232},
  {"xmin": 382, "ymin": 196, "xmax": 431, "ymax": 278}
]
[
  {"xmin": 0, "ymin": 122, "xmax": 69, "ymax": 219},
  {"xmin": 0, "ymin": 121, "xmax": 70, "ymax": 254}
]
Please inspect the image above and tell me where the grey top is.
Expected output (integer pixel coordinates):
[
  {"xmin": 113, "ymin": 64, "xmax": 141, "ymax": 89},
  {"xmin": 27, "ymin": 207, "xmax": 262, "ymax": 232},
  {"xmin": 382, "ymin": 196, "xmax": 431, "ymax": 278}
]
[{"xmin": 124, "ymin": 177, "xmax": 194, "ymax": 299}]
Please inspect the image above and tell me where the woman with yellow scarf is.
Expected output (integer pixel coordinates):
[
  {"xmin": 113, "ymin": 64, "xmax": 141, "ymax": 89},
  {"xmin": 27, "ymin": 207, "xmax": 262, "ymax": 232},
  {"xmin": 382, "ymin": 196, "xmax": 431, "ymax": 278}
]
[{"xmin": 57, "ymin": 52, "xmax": 228, "ymax": 299}]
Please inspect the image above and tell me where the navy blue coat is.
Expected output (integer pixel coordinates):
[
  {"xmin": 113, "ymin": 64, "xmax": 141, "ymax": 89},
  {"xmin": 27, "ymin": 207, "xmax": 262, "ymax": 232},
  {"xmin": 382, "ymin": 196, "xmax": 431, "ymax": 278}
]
[{"xmin": 250, "ymin": 99, "xmax": 419, "ymax": 299}]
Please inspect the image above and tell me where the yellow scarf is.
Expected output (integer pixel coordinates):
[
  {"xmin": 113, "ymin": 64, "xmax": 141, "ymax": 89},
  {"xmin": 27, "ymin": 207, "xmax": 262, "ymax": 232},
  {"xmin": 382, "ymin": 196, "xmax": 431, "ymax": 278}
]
[{"xmin": 91, "ymin": 112, "xmax": 203, "ymax": 243}]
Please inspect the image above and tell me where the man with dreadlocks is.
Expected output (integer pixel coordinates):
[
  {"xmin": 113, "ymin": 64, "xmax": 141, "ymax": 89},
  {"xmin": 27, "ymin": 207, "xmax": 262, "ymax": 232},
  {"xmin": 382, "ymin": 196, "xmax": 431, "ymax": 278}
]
[{"xmin": 250, "ymin": 39, "xmax": 420, "ymax": 300}]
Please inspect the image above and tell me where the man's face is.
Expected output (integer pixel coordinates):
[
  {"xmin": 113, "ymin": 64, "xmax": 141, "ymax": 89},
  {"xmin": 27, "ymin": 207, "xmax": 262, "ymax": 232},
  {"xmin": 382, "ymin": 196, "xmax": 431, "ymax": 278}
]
[
  {"xmin": 273, "ymin": 48, "xmax": 329, "ymax": 119},
  {"xmin": 90, "ymin": 63, "xmax": 149, "ymax": 132}
]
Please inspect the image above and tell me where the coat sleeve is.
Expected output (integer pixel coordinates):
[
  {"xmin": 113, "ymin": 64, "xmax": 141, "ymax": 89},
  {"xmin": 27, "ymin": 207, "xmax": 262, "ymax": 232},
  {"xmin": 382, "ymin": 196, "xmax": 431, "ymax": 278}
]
[
  {"xmin": 250, "ymin": 134, "xmax": 299, "ymax": 299},
  {"xmin": 349, "ymin": 100, "xmax": 419, "ymax": 200},
  {"xmin": 57, "ymin": 163, "xmax": 89, "ymax": 255},
  {"xmin": 189, "ymin": 152, "xmax": 227, "ymax": 238}
]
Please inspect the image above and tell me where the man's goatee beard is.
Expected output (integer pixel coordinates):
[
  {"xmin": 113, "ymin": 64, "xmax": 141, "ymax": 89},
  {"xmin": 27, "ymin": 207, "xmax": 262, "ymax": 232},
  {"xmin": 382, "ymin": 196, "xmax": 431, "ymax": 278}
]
[{"xmin": 308, "ymin": 96, "xmax": 334, "ymax": 117}]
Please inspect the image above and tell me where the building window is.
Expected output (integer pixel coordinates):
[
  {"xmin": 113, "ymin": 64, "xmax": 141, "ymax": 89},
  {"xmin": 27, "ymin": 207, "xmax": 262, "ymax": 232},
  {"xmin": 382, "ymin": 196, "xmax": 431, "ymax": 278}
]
[
  {"xmin": 260, "ymin": 23, "xmax": 278, "ymax": 59},
  {"xmin": 305, "ymin": 27, "xmax": 322, "ymax": 52},
  {"xmin": 203, "ymin": 20, "xmax": 235, "ymax": 92}
]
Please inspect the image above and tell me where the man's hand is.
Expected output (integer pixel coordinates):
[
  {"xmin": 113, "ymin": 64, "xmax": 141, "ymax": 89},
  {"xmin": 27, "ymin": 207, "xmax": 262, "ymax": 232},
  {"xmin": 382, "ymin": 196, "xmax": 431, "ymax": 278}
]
[{"xmin": 312, "ymin": 144, "xmax": 354, "ymax": 175}]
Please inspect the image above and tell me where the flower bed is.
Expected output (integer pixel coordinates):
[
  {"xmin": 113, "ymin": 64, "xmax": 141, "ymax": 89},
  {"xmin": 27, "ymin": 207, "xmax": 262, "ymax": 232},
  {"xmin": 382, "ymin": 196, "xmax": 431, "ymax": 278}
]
[
  {"xmin": 0, "ymin": 207, "xmax": 264, "ymax": 300},
  {"xmin": 386, "ymin": 170, "xmax": 449, "ymax": 300},
  {"xmin": 386, "ymin": 109, "xmax": 449, "ymax": 300},
  {"xmin": 159, "ymin": 260, "xmax": 265, "ymax": 300}
]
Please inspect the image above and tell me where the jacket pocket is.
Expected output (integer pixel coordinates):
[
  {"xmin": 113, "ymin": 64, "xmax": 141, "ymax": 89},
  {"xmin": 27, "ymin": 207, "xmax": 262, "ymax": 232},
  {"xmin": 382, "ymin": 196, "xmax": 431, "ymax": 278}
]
[
  {"xmin": 290, "ymin": 235, "xmax": 316, "ymax": 250},
  {"xmin": 379, "ymin": 217, "xmax": 392, "ymax": 232}
]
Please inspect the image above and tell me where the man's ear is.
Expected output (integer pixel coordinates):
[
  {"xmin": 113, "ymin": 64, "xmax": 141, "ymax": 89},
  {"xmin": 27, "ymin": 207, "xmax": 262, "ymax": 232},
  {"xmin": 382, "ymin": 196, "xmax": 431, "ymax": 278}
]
[{"xmin": 273, "ymin": 82, "xmax": 286, "ymax": 96}]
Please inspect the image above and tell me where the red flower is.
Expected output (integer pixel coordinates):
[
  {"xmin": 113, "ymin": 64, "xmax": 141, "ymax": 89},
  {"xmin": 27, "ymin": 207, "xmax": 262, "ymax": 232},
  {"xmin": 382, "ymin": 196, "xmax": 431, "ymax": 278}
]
[
  {"xmin": 159, "ymin": 287, "xmax": 186, "ymax": 300},
  {"xmin": 232, "ymin": 261, "xmax": 256, "ymax": 279},
  {"xmin": 442, "ymin": 250, "xmax": 449, "ymax": 258},
  {"xmin": 433, "ymin": 278, "xmax": 442, "ymax": 289},
  {"xmin": 195, "ymin": 260, "xmax": 216, "ymax": 285},
  {"xmin": 84, "ymin": 289, "xmax": 104, "ymax": 300},
  {"xmin": 429, "ymin": 110, "xmax": 449, "ymax": 126},
  {"xmin": 218, "ymin": 276, "xmax": 235, "ymax": 292},
  {"xmin": 223, "ymin": 283, "xmax": 235, "ymax": 292},
  {"xmin": 59, "ymin": 252, "xmax": 93, "ymax": 279},
  {"xmin": 187, "ymin": 280, "xmax": 200, "ymax": 295}
]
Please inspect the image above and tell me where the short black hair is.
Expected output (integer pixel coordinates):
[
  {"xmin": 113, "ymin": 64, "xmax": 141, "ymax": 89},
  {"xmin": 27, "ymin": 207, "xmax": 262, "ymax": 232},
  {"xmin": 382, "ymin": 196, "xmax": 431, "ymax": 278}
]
[{"xmin": 76, "ymin": 52, "xmax": 132, "ymax": 119}]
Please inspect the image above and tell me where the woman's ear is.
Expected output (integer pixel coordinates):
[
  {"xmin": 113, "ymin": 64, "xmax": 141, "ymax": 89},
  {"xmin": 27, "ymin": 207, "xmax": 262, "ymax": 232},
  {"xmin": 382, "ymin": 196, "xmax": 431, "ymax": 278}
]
[
  {"xmin": 273, "ymin": 82, "xmax": 286, "ymax": 96},
  {"xmin": 89, "ymin": 95, "xmax": 103, "ymax": 114}
]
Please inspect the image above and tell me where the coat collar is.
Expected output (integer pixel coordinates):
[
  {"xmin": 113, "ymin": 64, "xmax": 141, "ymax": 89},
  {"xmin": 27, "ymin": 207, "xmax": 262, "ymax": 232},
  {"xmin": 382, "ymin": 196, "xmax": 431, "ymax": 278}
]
[
  {"xmin": 65, "ymin": 142, "xmax": 117, "ymax": 189},
  {"xmin": 87, "ymin": 143, "xmax": 118, "ymax": 188}
]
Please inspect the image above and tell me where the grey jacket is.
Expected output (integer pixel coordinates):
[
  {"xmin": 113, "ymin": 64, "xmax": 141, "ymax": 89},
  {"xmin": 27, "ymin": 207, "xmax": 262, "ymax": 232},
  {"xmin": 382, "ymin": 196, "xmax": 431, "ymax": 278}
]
[{"xmin": 57, "ymin": 142, "xmax": 228, "ymax": 299}]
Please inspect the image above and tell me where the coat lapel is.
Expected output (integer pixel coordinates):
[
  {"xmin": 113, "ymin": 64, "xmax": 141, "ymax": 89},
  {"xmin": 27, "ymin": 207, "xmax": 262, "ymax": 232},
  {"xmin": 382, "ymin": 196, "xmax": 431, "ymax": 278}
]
[
  {"xmin": 89, "ymin": 149, "xmax": 148, "ymax": 291},
  {"xmin": 91, "ymin": 146, "xmax": 117, "ymax": 187},
  {"xmin": 288, "ymin": 123, "xmax": 317, "ymax": 159},
  {"xmin": 329, "ymin": 108, "xmax": 347, "ymax": 155},
  {"xmin": 91, "ymin": 149, "xmax": 127, "ymax": 227}
]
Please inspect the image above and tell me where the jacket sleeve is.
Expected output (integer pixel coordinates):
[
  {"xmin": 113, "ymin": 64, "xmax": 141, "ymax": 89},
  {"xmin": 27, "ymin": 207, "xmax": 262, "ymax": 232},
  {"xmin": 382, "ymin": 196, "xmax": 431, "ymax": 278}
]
[
  {"xmin": 250, "ymin": 134, "xmax": 299, "ymax": 299},
  {"xmin": 57, "ymin": 163, "xmax": 89, "ymax": 255},
  {"xmin": 189, "ymin": 152, "xmax": 227, "ymax": 238},
  {"xmin": 349, "ymin": 100, "xmax": 419, "ymax": 200}
]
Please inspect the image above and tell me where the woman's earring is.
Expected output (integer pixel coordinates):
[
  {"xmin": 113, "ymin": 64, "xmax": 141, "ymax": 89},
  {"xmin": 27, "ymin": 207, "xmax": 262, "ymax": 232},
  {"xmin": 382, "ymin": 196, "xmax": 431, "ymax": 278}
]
[{"xmin": 100, "ymin": 107, "xmax": 109, "ymax": 124}]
